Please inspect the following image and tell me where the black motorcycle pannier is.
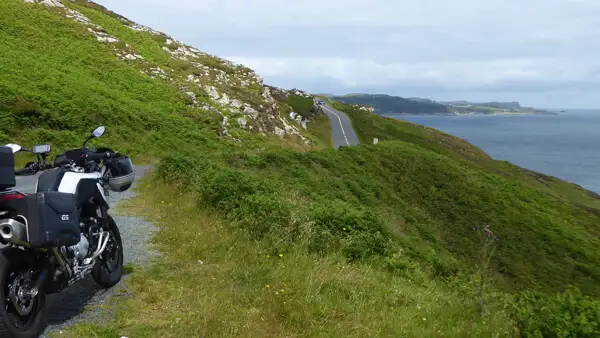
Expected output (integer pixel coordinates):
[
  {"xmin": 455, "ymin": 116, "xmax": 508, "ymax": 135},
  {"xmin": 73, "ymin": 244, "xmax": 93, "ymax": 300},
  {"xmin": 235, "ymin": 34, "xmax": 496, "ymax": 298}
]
[
  {"xmin": 22, "ymin": 192, "xmax": 81, "ymax": 248},
  {"xmin": 0, "ymin": 146, "xmax": 15, "ymax": 190}
]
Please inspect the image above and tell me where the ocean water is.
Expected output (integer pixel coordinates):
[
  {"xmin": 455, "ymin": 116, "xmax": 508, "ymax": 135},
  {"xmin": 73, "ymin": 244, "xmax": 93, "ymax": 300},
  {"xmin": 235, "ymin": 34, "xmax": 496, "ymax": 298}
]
[{"xmin": 388, "ymin": 110, "xmax": 600, "ymax": 193}]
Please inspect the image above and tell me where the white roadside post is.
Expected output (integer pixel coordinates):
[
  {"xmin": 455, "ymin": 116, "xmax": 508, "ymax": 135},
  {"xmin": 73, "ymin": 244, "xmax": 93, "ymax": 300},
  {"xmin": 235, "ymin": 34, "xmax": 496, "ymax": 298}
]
[{"xmin": 373, "ymin": 138, "xmax": 379, "ymax": 145}]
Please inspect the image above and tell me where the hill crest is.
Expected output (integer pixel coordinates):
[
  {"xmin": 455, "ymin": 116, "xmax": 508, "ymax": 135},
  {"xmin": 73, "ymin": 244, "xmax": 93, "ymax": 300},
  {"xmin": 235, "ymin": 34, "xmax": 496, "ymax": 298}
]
[{"xmin": 22, "ymin": 0, "xmax": 315, "ymax": 144}]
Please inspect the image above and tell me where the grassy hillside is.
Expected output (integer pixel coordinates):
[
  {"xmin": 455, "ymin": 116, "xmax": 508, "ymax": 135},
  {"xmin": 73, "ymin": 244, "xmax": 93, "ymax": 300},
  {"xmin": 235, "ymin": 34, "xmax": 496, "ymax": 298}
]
[
  {"xmin": 330, "ymin": 102, "xmax": 600, "ymax": 292},
  {"xmin": 265, "ymin": 86, "xmax": 334, "ymax": 149},
  {"xmin": 0, "ymin": 0, "xmax": 319, "ymax": 166},
  {"xmin": 63, "ymin": 179, "xmax": 516, "ymax": 338},
  {"xmin": 4, "ymin": 1, "xmax": 600, "ymax": 337},
  {"xmin": 330, "ymin": 94, "xmax": 555, "ymax": 116},
  {"xmin": 155, "ymin": 137, "xmax": 600, "ymax": 297},
  {"xmin": 333, "ymin": 101, "xmax": 600, "ymax": 210},
  {"xmin": 64, "ymin": 102, "xmax": 600, "ymax": 336},
  {"xmin": 331, "ymin": 93, "xmax": 452, "ymax": 115},
  {"xmin": 305, "ymin": 114, "xmax": 333, "ymax": 148}
]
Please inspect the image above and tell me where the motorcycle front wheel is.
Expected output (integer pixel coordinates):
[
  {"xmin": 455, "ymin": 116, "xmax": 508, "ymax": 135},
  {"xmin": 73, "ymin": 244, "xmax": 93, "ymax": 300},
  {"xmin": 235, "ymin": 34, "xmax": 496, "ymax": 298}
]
[
  {"xmin": 92, "ymin": 214, "xmax": 124, "ymax": 288},
  {"xmin": 0, "ymin": 250, "xmax": 46, "ymax": 338}
]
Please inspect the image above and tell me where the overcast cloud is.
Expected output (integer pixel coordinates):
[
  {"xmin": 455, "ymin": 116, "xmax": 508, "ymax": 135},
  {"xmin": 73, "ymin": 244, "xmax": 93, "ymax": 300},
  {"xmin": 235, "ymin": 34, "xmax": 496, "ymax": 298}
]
[{"xmin": 96, "ymin": 0, "xmax": 600, "ymax": 108}]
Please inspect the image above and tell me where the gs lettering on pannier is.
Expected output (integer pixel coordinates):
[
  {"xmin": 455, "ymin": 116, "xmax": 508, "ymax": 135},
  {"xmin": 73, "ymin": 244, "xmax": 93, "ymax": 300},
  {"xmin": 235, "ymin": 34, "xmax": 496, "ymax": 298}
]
[{"xmin": 7, "ymin": 191, "xmax": 81, "ymax": 248}]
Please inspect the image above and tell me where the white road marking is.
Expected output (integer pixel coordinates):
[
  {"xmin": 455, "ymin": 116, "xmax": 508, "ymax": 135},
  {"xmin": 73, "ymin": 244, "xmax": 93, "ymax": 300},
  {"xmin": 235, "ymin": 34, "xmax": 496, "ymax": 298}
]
[{"xmin": 323, "ymin": 105, "xmax": 350, "ymax": 146}]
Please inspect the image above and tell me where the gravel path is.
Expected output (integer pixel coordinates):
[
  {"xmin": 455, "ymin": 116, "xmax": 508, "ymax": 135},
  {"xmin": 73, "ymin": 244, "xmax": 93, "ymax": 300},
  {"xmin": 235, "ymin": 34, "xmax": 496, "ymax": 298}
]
[{"xmin": 38, "ymin": 165, "xmax": 158, "ymax": 337}]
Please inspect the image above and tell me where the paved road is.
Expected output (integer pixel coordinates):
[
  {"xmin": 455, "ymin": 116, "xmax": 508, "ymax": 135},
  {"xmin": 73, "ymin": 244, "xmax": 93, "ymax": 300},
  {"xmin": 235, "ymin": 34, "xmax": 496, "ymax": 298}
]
[{"xmin": 318, "ymin": 102, "xmax": 360, "ymax": 148}]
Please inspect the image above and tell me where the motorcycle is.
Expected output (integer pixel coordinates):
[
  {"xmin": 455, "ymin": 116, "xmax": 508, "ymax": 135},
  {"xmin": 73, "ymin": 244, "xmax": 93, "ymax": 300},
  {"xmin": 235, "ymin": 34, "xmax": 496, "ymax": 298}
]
[{"xmin": 0, "ymin": 126, "xmax": 135, "ymax": 337}]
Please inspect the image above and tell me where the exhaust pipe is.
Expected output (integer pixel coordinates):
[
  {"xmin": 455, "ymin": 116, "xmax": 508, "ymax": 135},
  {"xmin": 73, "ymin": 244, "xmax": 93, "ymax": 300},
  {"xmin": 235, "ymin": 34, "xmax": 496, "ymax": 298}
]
[
  {"xmin": 0, "ymin": 218, "xmax": 30, "ymax": 247},
  {"xmin": 83, "ymin": 231, "xmax": 110, "ymax": 265}
]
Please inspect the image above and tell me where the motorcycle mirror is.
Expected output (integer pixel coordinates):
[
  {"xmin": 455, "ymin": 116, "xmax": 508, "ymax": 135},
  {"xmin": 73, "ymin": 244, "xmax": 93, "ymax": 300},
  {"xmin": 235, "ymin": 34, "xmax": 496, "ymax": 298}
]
[
  {"xmin": 83, "ymin": 126, "xmax": 106, "ymax": 148},
  {"xmin": 4, "ymin": 143, "xmax": 22, "ymax": 153},
  {"xmin": 92, "ymin": 126, "xmax": 105, "ymax": 138}
]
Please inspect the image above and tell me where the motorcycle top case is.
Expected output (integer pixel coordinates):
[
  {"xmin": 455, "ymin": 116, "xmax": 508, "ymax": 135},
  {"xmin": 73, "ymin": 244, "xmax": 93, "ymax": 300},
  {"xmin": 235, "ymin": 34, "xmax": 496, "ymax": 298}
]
[
  {"xmin": 18, "ymin": 191, "xmax": 81, "ymax": 248},
  {"xmin": 0, "ymin": 146, "xmax": 15, "ymax": 190}
]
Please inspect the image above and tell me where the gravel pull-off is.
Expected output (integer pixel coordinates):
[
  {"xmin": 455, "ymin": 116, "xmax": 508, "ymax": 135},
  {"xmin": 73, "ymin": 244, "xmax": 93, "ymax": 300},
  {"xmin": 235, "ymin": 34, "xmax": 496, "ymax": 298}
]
[{"xmin": 39, "ymin": 165, "xmax": 158, "ymax": 337}]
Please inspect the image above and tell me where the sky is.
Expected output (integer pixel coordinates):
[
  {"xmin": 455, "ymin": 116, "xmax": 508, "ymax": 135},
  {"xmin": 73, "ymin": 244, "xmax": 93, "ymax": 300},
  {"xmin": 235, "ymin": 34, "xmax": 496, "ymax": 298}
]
[{"xmin": 95, "ymin": 0, "xmax": 600, "ymax": 109}]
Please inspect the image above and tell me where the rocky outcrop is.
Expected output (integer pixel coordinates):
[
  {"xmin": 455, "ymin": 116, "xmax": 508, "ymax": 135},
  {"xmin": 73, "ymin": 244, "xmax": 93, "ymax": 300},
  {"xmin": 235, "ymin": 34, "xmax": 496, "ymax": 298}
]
[
  {"xmin": 24, "ymin": 0, "xmax": 64, "ymax": 7},
  {"xmin": 289, "ymin": 112, "xmax": 308, "ymax": 130},
  {"xmin": 23, "ymin": 0, "xmax": 311, "ymax": 144},
  {"xmin": 292, "ymin": 89, "xmax": 313, "ymax": 98},
  {"xmin": 359, "ymin": 106, "xmax": 376, "ymax": 113},
  {"xmin": 148, "ymin": 67, "xmax": 168, "ymax": 79}
]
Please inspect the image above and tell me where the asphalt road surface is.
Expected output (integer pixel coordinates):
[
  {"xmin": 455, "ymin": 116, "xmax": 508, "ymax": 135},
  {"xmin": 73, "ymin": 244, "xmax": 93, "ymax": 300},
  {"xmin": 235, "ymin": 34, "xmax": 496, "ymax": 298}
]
[{"xmin": 319, "ymin": 103, "xmax": 360, "ymax": 148}]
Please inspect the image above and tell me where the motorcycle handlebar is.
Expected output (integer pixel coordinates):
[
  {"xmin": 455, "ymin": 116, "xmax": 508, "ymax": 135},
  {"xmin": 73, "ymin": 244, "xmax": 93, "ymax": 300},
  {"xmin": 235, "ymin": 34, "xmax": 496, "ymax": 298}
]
[
  {"xmin": 85, "ymin": 151, "xmax": 118, "ymax": 162},
  {"xmin": 17, "ymin": 149, "xmax": 120, "ymax": 172},
  {"xmin": 14, "ymin": 166, "xmax": 35, "ymax": 176}
]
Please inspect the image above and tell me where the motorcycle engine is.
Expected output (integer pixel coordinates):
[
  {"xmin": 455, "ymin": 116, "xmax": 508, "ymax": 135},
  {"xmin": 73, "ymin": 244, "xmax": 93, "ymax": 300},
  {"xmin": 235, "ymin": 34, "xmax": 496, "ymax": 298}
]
[{"xmin": 64, "ymin": 234, "xmax": 89, "ymax": 261}]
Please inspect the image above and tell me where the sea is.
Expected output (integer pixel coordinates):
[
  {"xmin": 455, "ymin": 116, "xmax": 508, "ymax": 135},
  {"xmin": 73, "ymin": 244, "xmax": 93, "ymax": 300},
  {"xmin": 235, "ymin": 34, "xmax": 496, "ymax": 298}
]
[{"xmin": 387, "ymin": 110, "xmax": 600, "ymax": 194}]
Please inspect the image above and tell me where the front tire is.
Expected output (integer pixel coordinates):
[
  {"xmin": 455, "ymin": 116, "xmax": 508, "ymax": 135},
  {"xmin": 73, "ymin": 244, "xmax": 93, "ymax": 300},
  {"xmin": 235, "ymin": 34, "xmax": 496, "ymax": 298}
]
[
  {"xmin": 92, "ymin": 215, "xmax": 124, "ymax": 288},
  {"xmin": 0, "ymin": 250, "xmax": 46, "ymax": 338}
]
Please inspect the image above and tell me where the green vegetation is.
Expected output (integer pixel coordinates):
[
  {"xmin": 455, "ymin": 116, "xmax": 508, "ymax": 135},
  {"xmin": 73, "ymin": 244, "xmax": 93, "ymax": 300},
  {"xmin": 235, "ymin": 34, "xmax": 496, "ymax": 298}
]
[
  {"xmin": 0, "ymin": 0, "xmax": 315, "ymax": 167},
  {"xmin": 0, "ymin": 0, "xmax": 214, "ymax": 162},
  {"xmin": 510, "ymin": 287, "xmax": 600, "ymax": 337},
  {"xmin": 6, "ymin": 1, "xmax": 600, "ymax": 337},
  {"xmin": 443, "ymin": 101, "xmax": 522, "ymax": 110},
  {"xmin": 155, "ymin": 134, "xmax": 600, "ymax": 298},
  {"xmin": 330, "ymin": 93, "xmax": 555, "ymax": 116},
  {"xmin": 335, "ymin": 101, "xmax": 600, "ymax": 211},
  {"xmin": 267, "ymin": 86, "xmax": 332, "ymax": 148},
  {"xmin": 267, "ymin": 86, "xmax": 318, "ymax": 119},
  {"xmin": 286, "ymin": 93, "xmax": 317, "ymax": 118},
  {"xmin": 447, "ymin": 104, "xmax": 555, "ymax": 115},
  {"xmin": 441, "ymin": 100, "xmax": 555, "ymax": 114},
  {"xmin": 331, "ymin": 93, "xmax": 451, "ymax": 115},
  {"xmin": 330, "ymin": 101, "xmax": 491, "ymax": 164},
  {"xmin": 65, "ymin": 116, "xmax": 600, "ymax": 336},
  {"xmin": 58, "ymin": 179, "xmax": 516, "ymax": 338},
  {"xmin": 306, "ymin": 114, "xmax": 333, "ymax": 148}
]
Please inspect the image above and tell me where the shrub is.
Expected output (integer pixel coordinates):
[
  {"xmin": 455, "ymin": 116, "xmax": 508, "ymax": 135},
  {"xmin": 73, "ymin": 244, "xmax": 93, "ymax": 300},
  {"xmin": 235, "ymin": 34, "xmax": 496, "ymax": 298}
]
[
  {"xmin": 287, "ymin": 93, "xmax": 316, "ymax": 118},
  {"xmin": 238, "ymin": 193, "xmax": 293, "ymax": 239},
  {"xmin": 151, "ymin": 34, "xmax": 168, "ymax": 44},
  {"xmin": 170, "ymin": 59, "xmax": 191, "ymax": 72},
  {"xmin": 509, "ymin": 286, "xmax": 600, "ymax": 337},
  {"xmin": 309, "ymin": 200, "xmax": 387, "ymax": 261},
  {"xmin": 201, "ymin": 169, "xmax": 269, "ymax": 210}
]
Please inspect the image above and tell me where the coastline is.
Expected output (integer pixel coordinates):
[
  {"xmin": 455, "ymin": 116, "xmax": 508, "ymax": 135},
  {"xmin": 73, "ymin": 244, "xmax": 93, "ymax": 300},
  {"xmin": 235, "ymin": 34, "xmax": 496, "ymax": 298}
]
[
  {"xmin": 384, "ymin": 110, "xmax": 559, "ymax": 117},
  {"xmin": 453, "ymin": 111, "xmax": 558, "ymax": 116}
]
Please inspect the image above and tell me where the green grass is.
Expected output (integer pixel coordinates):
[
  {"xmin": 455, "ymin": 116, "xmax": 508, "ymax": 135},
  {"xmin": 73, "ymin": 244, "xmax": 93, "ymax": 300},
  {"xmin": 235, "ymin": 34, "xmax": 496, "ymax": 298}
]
[
  {"xmin": 286, "ymin": 93, "xmax": 316, "ymax": 118},
  {"xmin": 306, "ymin": 113, "xmax": 333, "ymax": 148},
  {"xmin": 333, "ymin": 101, "xmax": 600, "ymax": 212},
  {"xmin": 455, "ymin": 105, "xmax": 498, "ymax": 111},
  {"xmin": 0, "ymin": 0, "xmax": 220, "ymax": 162},
  {"xmin": 331, "ymin": 101, "xmax": 491, "ymax": 164},
  {"xmin": 7, "ymin": 1, "xmax": 600, "ymax": 337},
  {"xmin": 0, "ymin": 0, "xmax": 313, "ymax": 165},
  {"xmin": 266, "ymin": 87, "xmax": 331, "ymax": 148},
  {"xmin": 59, "ymin": 178, "xmax": 517, "ymax": 338},
  {"xmin": 155, "ymin": 139, "xmax": 600, "ymax": 297}
]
